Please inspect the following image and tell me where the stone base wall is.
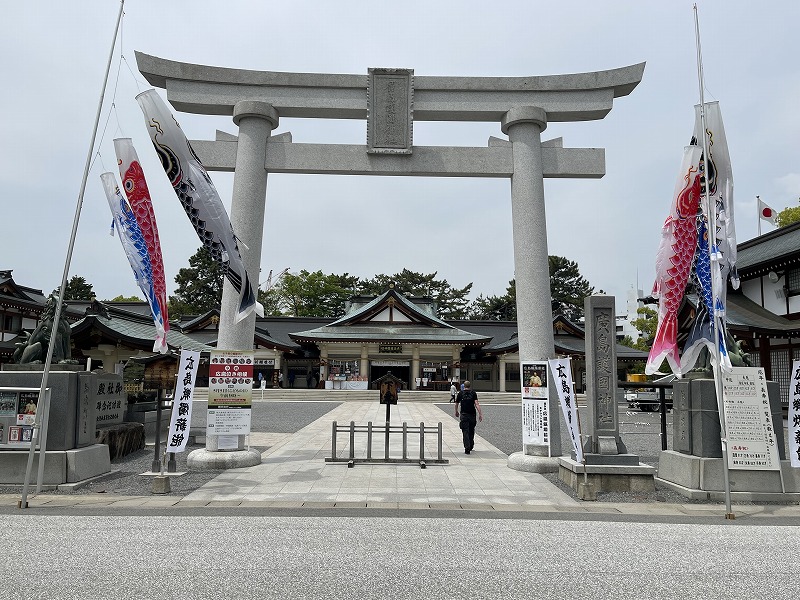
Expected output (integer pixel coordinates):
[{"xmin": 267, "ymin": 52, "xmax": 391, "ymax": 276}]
[{"xmin": 96, "ymin": 422, "xmax": 145, "ymax": 460}]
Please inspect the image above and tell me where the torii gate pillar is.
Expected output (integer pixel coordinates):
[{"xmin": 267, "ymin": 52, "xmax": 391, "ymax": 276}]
[
  {"xmin": 217, "ymin": 101, "xmax": 278, "ymax": 353},
  {"xmin": 502, "ymin": 107, "xmax": 561, "ymax": 460},
  {"xmin": 502, "ymin": 107, "xmax": 554, "ymax": 364},
  {"xmin": 211, "ymin": 101, "xmax": 276, "ymax": 454}
]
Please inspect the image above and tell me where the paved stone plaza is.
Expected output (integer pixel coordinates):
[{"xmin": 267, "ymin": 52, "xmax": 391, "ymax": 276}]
[{"xmin": 3, "ymin": 399, "xmax": 798, "ymax": 520}]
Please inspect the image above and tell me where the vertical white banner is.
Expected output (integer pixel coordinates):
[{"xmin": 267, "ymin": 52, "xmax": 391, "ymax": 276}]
[
  {"xmin": 790, "ymin": 360, "xmax": 800, "ymax": 468},
  {"xmin": 166, "ymin": 350, "xmax": 201, "ymax": 453},
  {"xmin": 520, "ymin": 361, "xmax": 549, "ymax": 449},
  {"xmin": 549, "ymin": 358, "xmax": 584, "ymax": 463}
]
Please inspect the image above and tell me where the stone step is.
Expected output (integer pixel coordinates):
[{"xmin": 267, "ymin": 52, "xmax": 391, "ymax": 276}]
[{"xmin": 189, "ymin": 387, "xmax": 520, "ymax": 404}]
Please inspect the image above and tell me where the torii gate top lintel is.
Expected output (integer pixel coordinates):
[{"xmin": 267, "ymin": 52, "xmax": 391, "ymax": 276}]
[{"xmin": 135, "ymin": 51, "xmax": 644, "ymax": 123}]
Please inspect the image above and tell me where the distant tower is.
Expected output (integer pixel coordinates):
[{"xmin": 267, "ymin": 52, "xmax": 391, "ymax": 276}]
[{"xmin": 616, "ymin": 286, "xmax": 644, "ymax": 341}]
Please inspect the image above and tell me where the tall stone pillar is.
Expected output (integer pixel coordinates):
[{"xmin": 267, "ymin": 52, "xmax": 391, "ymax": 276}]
[
  {"xmin": 498, "ymin": 357, "xmax": 507, "ymax": 393},
  {"xmin": 213, "ymin": 101, "xmax": 277, "ymax": 454},
  {"xmin": 411, "ymin": 345, "xmax": 420, "ymax": 390},
  {"xmin": 502, "ymin": 106, "xmax": 562, "ymax": 460},
  {"xmin": 501, "ymin": 107, "xmax": 554, "ymax": 361},
  {"xmin": 360, "ymin": 344, "xmax": 369, "ymax": 379},
  {"xmin": 218, "ymin": 101, "xmax": 278, "ymax": 351}
]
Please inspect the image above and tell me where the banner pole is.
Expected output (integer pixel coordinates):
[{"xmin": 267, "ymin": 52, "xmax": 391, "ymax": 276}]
[
  {"xmin": 694, "ymin": 3, "xmax": 734, "ymax": 519},
  {"xmin": 19, "ymin": 0, "xmax": 125, "ymax": 509},
  {"xmin": 757, "ymin": 196, "xmax": 762, "ymax": 236}
]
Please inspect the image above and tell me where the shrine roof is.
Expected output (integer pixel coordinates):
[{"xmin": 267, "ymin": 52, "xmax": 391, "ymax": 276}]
[
  {"xmin": 291, "ymin": 288, "xmax": 489, "ymax": 345},
  {"xmin": 718, "ymin": 293, "xmax": 800, "ymax": 337},
  {"xmin": 71, "ymin": 307, "xmax": 214, "ymax": 353},
  {"xmin": 736, "ymin": 221, "xmax": 800, "ymax": 278}
]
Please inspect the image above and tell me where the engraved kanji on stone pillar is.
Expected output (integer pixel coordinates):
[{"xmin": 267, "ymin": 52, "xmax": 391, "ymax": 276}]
[
  {"xmin": 367, "ymin": 68, "xmax": 413, "ymax": 154},
  {"xmin": 583, "ymin": 294, "xmax": 628, "ymax": 457}
]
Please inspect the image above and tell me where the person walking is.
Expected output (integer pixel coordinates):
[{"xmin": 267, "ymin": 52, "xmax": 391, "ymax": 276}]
[
  {"xmin": 454, "ymin": 380, "xmax": 482, "ymax": 454},
  {"xmin": 449, "ymin": 381, "xmax": 457, "ymax": 403}
]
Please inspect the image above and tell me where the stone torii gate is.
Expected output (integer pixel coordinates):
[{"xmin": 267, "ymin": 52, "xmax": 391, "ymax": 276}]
[{"xmin": 137, "ymin": 52, "xmax": 644, "ymax": 461}]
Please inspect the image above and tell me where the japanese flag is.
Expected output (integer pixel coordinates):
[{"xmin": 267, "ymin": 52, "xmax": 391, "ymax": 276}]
[{"xmin": 758, "ymin": 197, "xmax": 777, "ymax": 225}]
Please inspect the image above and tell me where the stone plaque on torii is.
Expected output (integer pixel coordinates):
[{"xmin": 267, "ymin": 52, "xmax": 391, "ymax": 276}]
[{"xmin": 136, "ymin": 52, "xmax": 644, "ymax": 461}]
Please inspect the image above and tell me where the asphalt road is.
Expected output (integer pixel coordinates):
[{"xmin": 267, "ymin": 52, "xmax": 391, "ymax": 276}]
[{"xmin": 1, "ymin": 513, "xmax": 796, "ymax": 599}]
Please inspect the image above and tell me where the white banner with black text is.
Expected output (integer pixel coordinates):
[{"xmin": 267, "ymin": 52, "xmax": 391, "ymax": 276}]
[{"xmin": 166, "ymin": 350, "xmax": 200, "ymax": 453}]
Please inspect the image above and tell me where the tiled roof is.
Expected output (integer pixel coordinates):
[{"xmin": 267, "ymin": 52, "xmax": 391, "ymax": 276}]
[
  {"xmin": 725, "ymin": 293, "xmax": 800, "ymax": 336},
  {"xmin": 292, "ymin": 287, "xmax": 489, "ymax": 345},
  {"xmin": 331, "ymin": 288, "xmax": 452, "ymax": 328},
  {"xmin": 71, "ymin": 310, "xmax": 214, "ymax": 353},
  {"xmin": 292, "ymin": 323, "xmax": 489, "ymax": 345},
  {"xmin": 551, "ymin": 336, "xmax": 649, "ymax": 359},
  {"xmin": 736, "ymin": 221, "xmax": 800, "ymax": 276}
]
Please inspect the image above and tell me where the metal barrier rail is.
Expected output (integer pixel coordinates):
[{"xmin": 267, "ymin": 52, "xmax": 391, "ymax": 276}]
[
  {"xmin": 325, "ymin": 420, "xmax": 449, "ymax": 468},
  {"xmin": 618, "ymin": 380, "xmax": 672, "ymax": 451}
]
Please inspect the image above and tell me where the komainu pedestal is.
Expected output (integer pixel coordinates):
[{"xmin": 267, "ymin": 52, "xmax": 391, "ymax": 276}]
[{"xmin": 656, "ymin": 378, "xmax": 800, "ymax": 502}]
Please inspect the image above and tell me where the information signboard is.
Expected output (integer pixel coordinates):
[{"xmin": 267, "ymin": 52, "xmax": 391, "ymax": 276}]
[
  {"xmin": 722, "ymin": 367, "xmax": 780, "ymax": 471},
  {"xmin": 208, "ymin": 350, "xmax": 253, "ymax": 436},
  {"xmin": 521, "ymin": 361, "xmax": 549, "ymax": 448}
]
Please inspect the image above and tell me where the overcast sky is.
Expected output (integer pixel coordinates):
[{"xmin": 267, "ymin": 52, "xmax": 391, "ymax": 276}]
[{"xmin": 3, "ymin": 1, "xmax": 799, "ymax": 313}]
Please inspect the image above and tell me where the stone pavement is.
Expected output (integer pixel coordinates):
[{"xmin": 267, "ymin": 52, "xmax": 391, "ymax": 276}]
[{"xmin": 6, "ymin": 401, "xmax": 800, "ymax": 520}]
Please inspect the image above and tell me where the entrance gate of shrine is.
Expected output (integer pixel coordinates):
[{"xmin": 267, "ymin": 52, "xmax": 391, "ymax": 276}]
[{"xmin": 136, "ymin": 52, "xmax": 645, "ymax": 458}]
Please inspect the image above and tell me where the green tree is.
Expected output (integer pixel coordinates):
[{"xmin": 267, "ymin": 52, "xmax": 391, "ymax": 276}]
[
  {"xmin": 107, "ymin": 294, "xmax": 144, "ymax": 302},
  {"xmin": 257, "ymin": 287, "xmax": 284, "ymax": 317},
  {"xmin": 468, "ymin": 258, "xmax": 594, "ymax": 322},
  {"xmin": 273, "ymin": 270, "xmax": 359, "ymax": 318},
  {"xmin": 359, "ymin": 269, "xmax": 473, "ymax": 319},
  {"xmin": 54, "ymin": 275, "xmax": 94, "ymax": 300},
  {"xmin": 169, "ymin": 247, "xmax": 225, "ymax": 317},
  {"xmin": 776, "ymin": 202, "xmax": 800, "ymax": 227},
  {"xmin": 548, "ymin": 255, "xmax": 594, "ymax": 322},
  {"xmin": 630, "ymin": 305, "xmax": 658, "ymax": 351},
  {"xmin": 468, "ymin": 280, "xmax": 516, "ymax": 320}
]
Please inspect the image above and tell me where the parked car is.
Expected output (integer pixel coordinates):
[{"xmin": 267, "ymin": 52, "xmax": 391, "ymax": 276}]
[{"xmin": 626, "ymin": 375, "xmax": 675, "ymax": 412}]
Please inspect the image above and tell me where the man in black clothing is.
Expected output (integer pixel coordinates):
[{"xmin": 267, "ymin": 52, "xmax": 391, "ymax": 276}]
[{"xmin": 454, "ymin": 380, "xmax": 483, "ymax": 454}]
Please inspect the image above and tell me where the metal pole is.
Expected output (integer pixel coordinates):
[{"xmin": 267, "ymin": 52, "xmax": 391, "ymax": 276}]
[
  {"xmin": 437, "ymin": 422, "xmax": 443, "ymax": 461},
  {"xmin": 152, "ymin": 399, "xmax": 163, "ymax": 472},
  {"xmin": 659, "ymin": 387, "xmax": 668, "ymax": 451},
  {"xmin": 384, "ymin": 402, "xmax": 390, "ymax": 461},
  {"xmin": 367, "ymin": 422, "xmax": 372, "ymax": 461},
  {"xmin": 757, "ymin": 195, "xmax": 762, "ymax": 237},
  {"xmin": 694, "ymin": 4, "xmax": 733, "ymax": 519},
  {"xmin": 331, "ymin": 421, "xmax": 337, "ymax": 459},
  {"xmin": 419, "ymin": 421, "xmax": 425, "ymax": 461},
  {"xmin": 19, "ymin": 0, "xmax": 126, "ymax": 510},
  {"xmin": 349, "ymin": 421, "xmax": 355, "ymax": 460}
]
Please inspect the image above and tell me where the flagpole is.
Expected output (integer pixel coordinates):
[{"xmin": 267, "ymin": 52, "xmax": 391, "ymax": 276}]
[
  {"xmin": 19, "ymin": 0, "xmax": 125, "ymax": 509},
  {"xmin": 757, "ymin": 195, "xmax": 762, "ymax": 236},
  {"xmin": 694, "ymin": 3, "xmax": 734, "ymax": 519}
]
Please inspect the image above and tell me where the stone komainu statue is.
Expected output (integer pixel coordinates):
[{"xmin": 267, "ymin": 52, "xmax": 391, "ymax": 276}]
[
  {"xmin": 688, "ymin": 330, "xmax": 752, "ymax": 378},
  {"xmin": 13, "ymin": 294, "xmax": 73, "ymax": 364}
]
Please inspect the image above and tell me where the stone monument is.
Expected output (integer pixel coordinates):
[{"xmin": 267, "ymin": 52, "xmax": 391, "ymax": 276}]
[
  {"xmin": 0, "ymin": 366, "xmax": 112, "ymax": 486},
  {"xmin": 558, "ymin": 295, "xmax": 655, "ymax": 498}
]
